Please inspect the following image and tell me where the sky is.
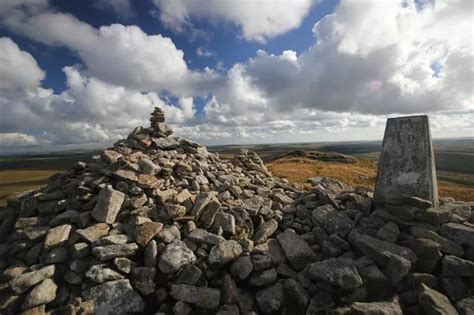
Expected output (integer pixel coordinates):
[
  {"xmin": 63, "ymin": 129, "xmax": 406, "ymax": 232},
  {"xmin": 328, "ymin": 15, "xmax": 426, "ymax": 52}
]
[{"xmin": 0, "ymin": 0, "xmax": 472, "ymax": 154}]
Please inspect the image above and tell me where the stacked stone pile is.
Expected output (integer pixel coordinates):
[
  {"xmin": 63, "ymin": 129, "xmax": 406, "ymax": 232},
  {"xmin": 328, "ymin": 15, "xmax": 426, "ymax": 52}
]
[{"xmin": 0, "ymin": 111, "xmax": 473, "ymax": 315}]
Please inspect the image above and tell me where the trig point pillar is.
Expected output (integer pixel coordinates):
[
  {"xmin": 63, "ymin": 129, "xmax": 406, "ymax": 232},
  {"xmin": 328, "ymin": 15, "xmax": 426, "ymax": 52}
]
[{"xmin": 374, "ymin": 115, "xmax": 438, "ymax": 208}]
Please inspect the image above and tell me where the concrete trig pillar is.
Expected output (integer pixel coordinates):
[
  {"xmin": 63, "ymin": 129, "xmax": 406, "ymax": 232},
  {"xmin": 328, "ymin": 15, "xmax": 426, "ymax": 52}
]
[{"xmin": 374, "ymin": 115, "xmax": 438, "ymax": 208}]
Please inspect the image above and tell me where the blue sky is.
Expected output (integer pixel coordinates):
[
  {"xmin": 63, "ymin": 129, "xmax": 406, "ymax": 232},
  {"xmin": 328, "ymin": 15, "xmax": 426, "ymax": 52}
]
[{"xmin": 0, "ymin": 0, "xmax": 472, "ymax": 153}]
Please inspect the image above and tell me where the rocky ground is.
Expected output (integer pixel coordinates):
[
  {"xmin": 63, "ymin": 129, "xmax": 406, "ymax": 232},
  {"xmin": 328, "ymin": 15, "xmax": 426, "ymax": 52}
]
[
  {"xmin": 277, "ymin": 150, "xmax": 357, "ymax": 164},
  {"xmin": 0, "ymin": 112, "xmax": 473, "ymax": 314}
]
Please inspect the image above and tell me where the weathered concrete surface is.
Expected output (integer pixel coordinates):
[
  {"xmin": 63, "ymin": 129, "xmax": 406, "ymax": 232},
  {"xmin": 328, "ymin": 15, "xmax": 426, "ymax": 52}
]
[{"xmin": 374, "ymin": 115, "xmax": 438, "ymax": 208}]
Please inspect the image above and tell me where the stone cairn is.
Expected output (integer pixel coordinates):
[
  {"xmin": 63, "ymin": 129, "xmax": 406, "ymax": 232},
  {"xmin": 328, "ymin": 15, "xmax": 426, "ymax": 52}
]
[{"xmin": 0, "ymin": 112, "xmax": 473, "ymax": 315}]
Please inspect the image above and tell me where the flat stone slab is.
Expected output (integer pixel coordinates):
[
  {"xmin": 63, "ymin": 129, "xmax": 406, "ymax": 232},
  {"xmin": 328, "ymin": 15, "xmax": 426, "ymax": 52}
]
[
  {"xmin": 374, "ymin": 115, "xmax": 438, "ymax": 208},
  {"xmin": 276, "ymin": 229, "xmax": 317, "ymax": 270}
]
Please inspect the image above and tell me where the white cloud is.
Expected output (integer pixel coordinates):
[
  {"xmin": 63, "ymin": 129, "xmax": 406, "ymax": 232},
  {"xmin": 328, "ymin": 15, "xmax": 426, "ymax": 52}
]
[
  {"xmin": 202, "ymin": 0, "xmax": 472, "ymax": 124},
  {"xmin": 0, "ymin": 39, "xmax": 197, "ymax": 149},
  {"xmin": 152, "ymin": 0, "xmax": 316, "ymax": 42},
  {"xmin": 196, "ymin": 47, "xmax": 214, "ymax": 58},
  {"xmin": 0, "ymin": 5, "xmax": 220, "ymax": 95},
  {"xmin": 0, "ymin": 37, "xmax": 45, "ymax": 93},
  {"xmin": 0, "ymin": 133, "xmax": 39, "ymax": 147},
  {"xmin": 0, "ymin": 0, "xmax": 472, "ymax": 152}
]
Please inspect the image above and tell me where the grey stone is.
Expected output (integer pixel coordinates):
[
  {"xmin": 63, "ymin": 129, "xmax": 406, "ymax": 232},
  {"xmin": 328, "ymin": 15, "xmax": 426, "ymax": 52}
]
[
  {"xmin": 374, "ymin": 115, "xmax": 438, "ymax": 207},
  {"xmin": 173, "ymin": 301, "xmax": 192, "ymax": 315},
  {"xmin": 101, "ymin": 150, "xmax": 122, "ymax": 163},
  {"xmin": 176, "ymin": 265, "xmax": 202, "ymax": 285},
  {"xmin": 92, "ymin": 243, "xmax": 139, "ymax": 261},
  {"xmin": 350, "ymin": 232, "xmax": 417, "ymax": 266},
  {"xmin": 253, "ymin": 239, "xmax": 286, "ymax": 266},
  {"xmin": 159, "ymin": 239, "xmax": 196, "ymax": 274},
  {"xmin": 418, "ymin": 284, "xmax": 457, "ymax": 315},
  {"xmin": 252, "ymin": 254, "xmax": 273, "ymax": 271},
  {"xmin": 440, "ymin": 223, "xmax": 474, "ymax": 246},
  {"xmin": 284, "ymin": 278, "xmax": 310, "ymax": 313},
  {"xmin": 248, "ymin": 268, "xmax": 278, "ymax": 286},
  {"xmin": 50, "ymin": 210, "xmax": 79, "ymax": 226},
  {"xmin": 44, "ymin": 246, "xmax": 69, "ymax": 263},
  {"xmin": 94, "ymin": 234, "xmax": 130, "ymax": 246},
  {"xmin": 376, "ymin": 222, "xmax": 400, "ymax": 243},
  {"xmin": 230, "ymin": 255, "xmax": 253, "ymax": 281},
  {"xmin": 131, "ymin": 267, "xmax": 156, "ymax": 295},
  {"xmin": 170, "ymin": 284, "xmax": 220, "ymax": 309},
  {"xmin": 209, "ymin": 240, "xmax": 242, "ymax": 265},
  {"xmin": 191, "ymin": 192, "xmax": 215, "ymax": 219},
  {"xmin": 221, "ymin": 274, "xmax": 239, "ymax": 305},
  {"xmin": 411, "ymin": 226, "xmax": 464, "ymax": 256},
  {"xmin": 188, "ymin": 228, "xmax": 225, "ymax": 245},
  {"xmin": 253, "ymin": 219, "xmax": 278, "ymax": 244},
  {"xmin": 350, "ymin": 299, "xmax": 403, "ymax": 315},
  {"xmin": 199, "ymin": 199, "xmax": 221, "ymax": 228},
  {"xmin": 157, "ymin": 225, "xmax": 181, "ymax": 243},
  {"xmin": 153, "ymin": 137, "xmax": 180, "ymax": 150},
  {"xmin": 85, "ymin": 264, "xmax": 124, "ymax": 283},
  {"xmin": 113, "ymin": 257, "xmax": 133, "ymax": 274},
  {"xmin": 164, "ymin": 203, "xmax": 187, "ymax": 219},
  {"xmin": 134, "ymin": 221, "xmax": 163, "ymax": 247},
  {"xmin": 145, "ymin": 240, "xmax": 158, "ymax": 267},
  {"xmin": 276, "ymin": 229, "xmax": 317, "ymax": 270},
  {"xmin": 212, "ymin": 212, "xmax": 236, "ymax": 235},
  {"xmin": 457, "ymin": 297, "xmax": 474, "ymax": 315},
  {"xmin": 442, "ymin": 255, "xmax": 474, "ymax": 277},
  {"xmin": 21, "ymin": 278, "xmax": 57, "ymax": 310},
  {"xmin": 384, "ymin": 254, "xmax": 411, "ymax": 286},
  {"xmin": 9, "ymin": 265, "xmax": 55, "ymax": 294},
  {"xmin": 91, "ymin": 185, "xmax": 125, "ymax": 224},
  {"xmin": 76, "ymin": 223, "xmax": 110, "ymax": 243},
  {"xmin": 306, "ymin": 258, "xmax": 363, "ymax": 291},
  {"xmin": 43, "ymin": 224, "xmax": 71, "ymax": 249},
  {"xmin": 138, "ymin": 158, "xmax": 159, "ymax": 175},
  {"xmin": 82, "ymin": 280, "xmax": 145, "ymax": 314},
  {"xmin": 256, "ymin": 283, "xmax": 284, "ymax": 314},
  {"xmin": 306, "ymin": 291, "xmax": 335, "ymax": 314}
]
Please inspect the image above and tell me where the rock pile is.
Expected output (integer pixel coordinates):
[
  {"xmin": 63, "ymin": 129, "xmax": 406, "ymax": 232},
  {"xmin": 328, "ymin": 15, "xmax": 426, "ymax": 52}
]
[{"xmin": 0, "ymin": 111, "xmax": 473, "ymax": 315}]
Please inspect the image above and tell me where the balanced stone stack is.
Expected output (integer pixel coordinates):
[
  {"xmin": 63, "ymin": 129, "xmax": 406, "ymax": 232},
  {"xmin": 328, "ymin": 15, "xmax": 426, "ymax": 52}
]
[
  {"xmin": 150, "ymin": 107, "xmax": 165, "ymax": 127},
  {"xmin": 0, "ymin": 110, "xmax": 473, "ymax": 315}
]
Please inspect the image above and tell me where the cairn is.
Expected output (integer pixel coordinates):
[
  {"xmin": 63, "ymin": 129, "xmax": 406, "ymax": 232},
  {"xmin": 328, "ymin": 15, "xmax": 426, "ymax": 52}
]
[
  {"xmin": 149, "ymin": 107, "xmax": 172, "ymax": 138},
  {"xmin": 0, "ymin": 112, "xmax": 473, "ymax": 315},
  {"xmin": 150, "ymin": 107, "xmax": 165, "ymax": 128}
]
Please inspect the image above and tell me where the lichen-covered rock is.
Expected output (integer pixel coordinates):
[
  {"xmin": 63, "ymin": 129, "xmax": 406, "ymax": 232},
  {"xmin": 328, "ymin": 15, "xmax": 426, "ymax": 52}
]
[
  {"xmin": 170, "ymin": 284, "xmax": 220, "ymax": 309},
  {"xmin": 209, "ymin": 240, "xmax": 243, "ymax": 265},
  {"xmin": 22, "ymin": 278, "xmax": 57, "ymax": 310},
  {"xmin": 159, "ymin": 239, "xmax": 196, "ymax": 274},
  {"xmin": 82, "ymin": 280, "xmax": 145, "ymax": 314},
  {"xmin": 91, "ymin": 185, "xmax": 125, "ymax": 224},
  {"xmin": 277, "ymin": 229, "xmax": 317, "ymax": 270},
  {"xmin": 306, "ymin": 258, "xmax": 363, "ymax": 291},
  {"xmin": 9, "ymin": 265, "xmax": 55, "ymax": 294}
]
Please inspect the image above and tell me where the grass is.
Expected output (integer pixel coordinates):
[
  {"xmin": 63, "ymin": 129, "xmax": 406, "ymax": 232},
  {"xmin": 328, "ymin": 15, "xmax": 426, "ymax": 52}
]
[
  {"xmin": 268, "ymin": 157, "xmax": 474, "ymax": 202},
  {"xmin": 0, "ymin": 170, "xmax": 60, "ymax": 206}
]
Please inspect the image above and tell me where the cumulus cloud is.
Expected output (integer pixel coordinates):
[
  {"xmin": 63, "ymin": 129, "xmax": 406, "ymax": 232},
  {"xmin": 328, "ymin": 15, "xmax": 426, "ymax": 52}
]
[
  {"xmin": 0, "ymin": 0, "xmax": 472, "ymax": 152},
  {"xmin": 0, "ymin": 3, "xmax": 220, "ymax": 95},
  {"xmin": 200, "ymin": 0, "xmax": 473, "ymax": 133},
  {"xmin": 152, "ymin": 0, "xmax": 316, "ymax": 42},
  {"xmin": 0, "ymin": 39, "xmax": 197, "ymax": 149},
  {"xmin": 0, "ymin": 133, "xmax": 39, "ymax": 147},
  {"xmin": 0, "ymin": 37, "xmax": 45, "ymax": 93}
]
